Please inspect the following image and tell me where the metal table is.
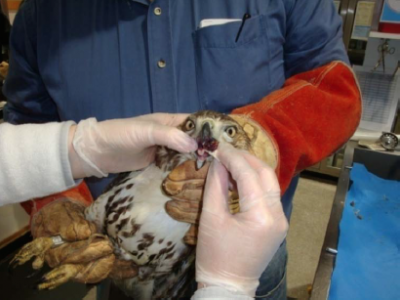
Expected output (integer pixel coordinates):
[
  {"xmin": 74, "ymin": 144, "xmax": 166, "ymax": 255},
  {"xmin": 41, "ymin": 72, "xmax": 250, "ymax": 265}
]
[{"xmin": 310, "ymin": 141, "xmax": 400, "ymax": 300}]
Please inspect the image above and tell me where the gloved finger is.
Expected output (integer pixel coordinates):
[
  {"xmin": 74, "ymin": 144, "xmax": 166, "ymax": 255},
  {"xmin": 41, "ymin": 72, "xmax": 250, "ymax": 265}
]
[
  {"xmin": 164, "ymin": 185, "xmax": 204, "ymax": 202},
  {"xmin": 150, "ymin": 123, "xmax": 197, "ymax": 153},
  {"xmin": 163, "ymin": 161, "xmax": 208, "ymax": 200},
  {"xmin": 234, "ymin": 152, "xmax": 283, "ymax": 221},
  {"xmin": 212, "ymin": 143, "xmax": 264, "ymax": 205},
  {"xmin": 165, "ymin": 199, "xmax": 201, "ymax": 224},
  {"xmin": 201, "ymin": 159, "xmax": 230, "ymax": 215},
  {"xmin": 167, "ymin": 161, "xmax": 210, "ymax": 182},
  {"xmin": 136, "ymin": 113, "xmax": 190, "ymax": 127},
  {"xmin": 238, "ymin": 151, "xmax": 280, "ymax": 196},
  {"xmin": 220, "ymin": 151, "xmax": 282, "ymax": 222},
  {"xmin": 183, "ymin": 225, "xmax": 198, "ymax": 245},
  {"xmin": 212, "ymin": 143, "xmax": 281, "ymax": 215},
  {"xmin": 163, "ymin": 168, "xmax": 205, "ymax": 200}
]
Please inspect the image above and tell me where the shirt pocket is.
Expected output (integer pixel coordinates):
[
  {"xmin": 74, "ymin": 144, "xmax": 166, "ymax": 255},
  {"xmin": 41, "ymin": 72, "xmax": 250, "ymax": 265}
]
[{"xmin": 193, "ymin": 14, "xmax": 273, "ymax": 113}]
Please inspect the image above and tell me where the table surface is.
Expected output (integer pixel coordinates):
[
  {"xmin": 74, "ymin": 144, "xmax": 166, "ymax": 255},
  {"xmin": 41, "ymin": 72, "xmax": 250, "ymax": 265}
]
[
  {"xmin": 310, "ymin": 141, "xmax": 356, "ymax": 300},
  {"xmin": 310, "ymin": 142, "xmax": 400, "ymax": 300}
]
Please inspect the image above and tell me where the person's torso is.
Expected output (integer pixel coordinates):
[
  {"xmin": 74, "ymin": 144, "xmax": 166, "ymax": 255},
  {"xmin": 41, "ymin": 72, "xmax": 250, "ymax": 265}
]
[
  {"xmin": 36, "ymin": 0, "xmax": 287, "ymax": 123},
  {"xmin": 32, "ymin": 0, "xmax": 295, "ymax": 197}
]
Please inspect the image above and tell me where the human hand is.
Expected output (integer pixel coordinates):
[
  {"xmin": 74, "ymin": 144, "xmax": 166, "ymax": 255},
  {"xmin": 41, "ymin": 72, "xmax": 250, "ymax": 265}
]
[
  {"xmin": 69, "ymin": 113, "xmax": 197, "ymax": 178},
  {"xmin": 195, "ymin": 143, "xmax": 288, "ymax": 297},
  {"xmin": 163, "ymin": 160, "xmax": 209, "ymax": 245},
  {"xmin": 164, "ymin": 160, "xmax": 239, "ymax": 245}
]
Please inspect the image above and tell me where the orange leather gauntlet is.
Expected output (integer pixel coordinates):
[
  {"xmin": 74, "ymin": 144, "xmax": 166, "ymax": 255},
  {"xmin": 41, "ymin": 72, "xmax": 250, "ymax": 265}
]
[
  {"xmin": 20, "ymin": 181, "xmax": 93, "ymax": 217},
  {"xmin": 233, "ymin": 61, "xmax": 362, "ymax": 193}
]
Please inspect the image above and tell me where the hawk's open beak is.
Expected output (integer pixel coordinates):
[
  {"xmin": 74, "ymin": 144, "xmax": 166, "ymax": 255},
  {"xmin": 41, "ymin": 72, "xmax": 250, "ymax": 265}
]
[{"xmin": 196, "ymin": 122, "xmax": 217, "ymax": 170}]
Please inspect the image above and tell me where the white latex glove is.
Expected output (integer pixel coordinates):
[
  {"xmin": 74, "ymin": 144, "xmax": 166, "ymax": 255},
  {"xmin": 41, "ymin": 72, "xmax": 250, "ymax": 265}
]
[
  {"xmin": 195, "ymin": 143, "xmax": 288, "ymax": 297},
  {"xmin": 68, "ymin": 114, "xmax": 197, "ymax": 178}
]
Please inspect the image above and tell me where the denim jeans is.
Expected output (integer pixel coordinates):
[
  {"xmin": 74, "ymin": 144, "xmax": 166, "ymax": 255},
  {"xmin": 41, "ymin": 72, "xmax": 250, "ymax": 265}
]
[
  {"xmin": 255, "ymin": 241, "xmax": 288, "ymax": 299},
  {"xmin": 255, "ymin": 175, "xmax": 299, "ymax": 300}
]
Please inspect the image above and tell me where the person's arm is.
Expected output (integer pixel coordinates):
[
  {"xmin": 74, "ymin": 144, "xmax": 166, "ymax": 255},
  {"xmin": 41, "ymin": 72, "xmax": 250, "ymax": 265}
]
[
  {"xmin": 4, "ymin": 115, "xmax": 196, "ymax": 288},
  {"xmin": 232, "ymin": 61, "xmax": 361, "ymax": 192},
  {"xmin": 0, "ymin": 114, "xmax": 196, "ymax": 207},
  {"xmin": 1, "ymin": 0, "xmax": 86, "ymax": 215},
  {"xmin": 192, "ymin": 143, "xmax": 288, "ymax": 299},
  {"xmin": 0, "ymin": 122, "xmax": 77, "ymax": 206},
  {"xmin": 193, "ymin": 286, "xmax": 253, "ymax": 299},
  {"xmin": 232, "ymin": 0, "xmax": 361, "ymax": 192},
  {"xmin": 282, "ymin": 0, "xmax": 350, "ymax": 76},
  {"xmin": 3, "ymin": 0, "xmax": 59, "ymax": 124}
]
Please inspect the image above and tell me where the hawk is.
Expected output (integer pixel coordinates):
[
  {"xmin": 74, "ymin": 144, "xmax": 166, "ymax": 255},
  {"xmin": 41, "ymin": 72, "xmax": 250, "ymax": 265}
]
[{"xmin": 12, "ymin": 110, "xmax": 252, "ymax": 299}]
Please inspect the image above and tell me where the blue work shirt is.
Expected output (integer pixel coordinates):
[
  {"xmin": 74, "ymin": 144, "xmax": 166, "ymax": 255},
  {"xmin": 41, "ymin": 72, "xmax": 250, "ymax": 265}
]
[{"xmin": 4, "ymin": 0, "xmax": 348, "ymax": 200}]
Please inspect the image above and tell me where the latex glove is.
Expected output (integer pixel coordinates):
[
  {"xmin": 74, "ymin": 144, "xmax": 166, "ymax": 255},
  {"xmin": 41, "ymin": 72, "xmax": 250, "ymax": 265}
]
[
  {"xmin": 69, "ymin": 113, "xmax": 197, "ymax": 178},
  {"xmin": 164, "ymin": 161, "xmax": 238, "ymax": 245},
  {"xmin": 164, "ymin": 161, "xmax": 210, "ymax": 226},
  {"xmin": 195, "ymin": 143, "xmax": 288, "ymax": 297}
]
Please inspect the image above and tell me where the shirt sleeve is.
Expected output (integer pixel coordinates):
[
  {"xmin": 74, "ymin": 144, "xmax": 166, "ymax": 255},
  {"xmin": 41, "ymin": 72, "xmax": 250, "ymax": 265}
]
[
  {"xmin": 283, "ymin": 0, "xmax": 349, "ymax": 78},
  {"xmin": 3, "ymin": 0, "xmax": 59, "ymax": 125},
  {"xmin": 0, "ymin": 121, "xmax": 78, "ymax": 206},
  {"xmin": 191, "ymin": 286, "xmax": 253, "ymax": 300}
]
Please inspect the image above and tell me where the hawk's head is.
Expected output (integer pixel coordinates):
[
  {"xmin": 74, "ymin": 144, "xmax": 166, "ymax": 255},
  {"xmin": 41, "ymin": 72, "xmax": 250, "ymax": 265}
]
[{"xmin": 156, "ymin": 110, "xmax": 251, "ymax": 171}]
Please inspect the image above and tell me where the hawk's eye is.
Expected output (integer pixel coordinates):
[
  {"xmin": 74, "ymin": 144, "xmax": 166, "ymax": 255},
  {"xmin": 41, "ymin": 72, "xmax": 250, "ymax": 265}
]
[
  {"xmin": 225, "ymin": 126, "xmax": 237, "ymax": 137},
  {"xmin": 184, "ymin": 120, "xmax": 195, "ymax": 131}
]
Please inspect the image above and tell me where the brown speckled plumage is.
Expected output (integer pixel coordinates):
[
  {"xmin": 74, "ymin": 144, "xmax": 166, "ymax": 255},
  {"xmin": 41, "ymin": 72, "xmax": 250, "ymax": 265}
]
[{"xmin": 85, "ymin": 110, "xmax": 251, "ymax": 299}]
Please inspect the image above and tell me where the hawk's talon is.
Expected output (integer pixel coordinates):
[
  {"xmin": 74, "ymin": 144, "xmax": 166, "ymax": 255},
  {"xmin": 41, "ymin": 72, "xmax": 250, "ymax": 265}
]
[
  {"xmin": 10, "ymin": 237, "xmax": 54, "ymax": 269},
  {"xmin": 36, "ymin": 264, "xmax": 84, "ymax": 290}
]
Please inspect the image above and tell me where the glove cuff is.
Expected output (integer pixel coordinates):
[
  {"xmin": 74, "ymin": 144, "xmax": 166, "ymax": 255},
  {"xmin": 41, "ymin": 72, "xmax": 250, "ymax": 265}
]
[
  {"xmin": 196, "ymin": 277, "xmax": 259, "ymax": 298},
  {"xmin": 72, "ymin": 118, "xmax": 108, "ymax": 178},
  {"xmin": 194, "ymin": 285, "xmax": 254, "ymax": 299},
  {"xmin": 25, "ymin": 181, "xmax": 93, "ymax": 228},
  {"xmin": 230, "ymin": 114, "xmax": 278, "ymax": 169}
]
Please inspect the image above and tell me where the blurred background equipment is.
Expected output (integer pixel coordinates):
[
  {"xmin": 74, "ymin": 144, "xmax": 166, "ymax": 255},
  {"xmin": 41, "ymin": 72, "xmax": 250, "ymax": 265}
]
[{"xmin": 309, "ymin": 0, "xmax": 400, "ymax": 178}]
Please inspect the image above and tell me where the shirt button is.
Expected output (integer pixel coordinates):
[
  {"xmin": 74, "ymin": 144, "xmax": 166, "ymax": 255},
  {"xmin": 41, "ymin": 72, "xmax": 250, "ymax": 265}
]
[
  {"xmin": 154, "ymin": 7, "xmax": 162, "ymax": 16},
  {"xmin": 157, "ymin": 59, "xmax": 166, "ymax": 68}
]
